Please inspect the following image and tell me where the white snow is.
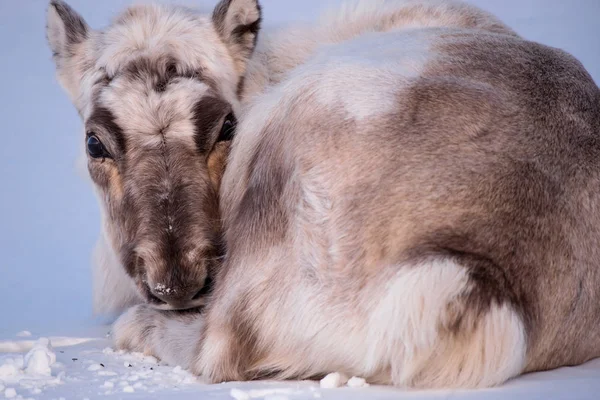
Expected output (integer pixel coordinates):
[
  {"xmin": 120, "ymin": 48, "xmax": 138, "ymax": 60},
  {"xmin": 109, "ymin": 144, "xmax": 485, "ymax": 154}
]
[
  {"xmin": 346, "ymin": 376, "xmax": 369, "ymax": 388},
  {"xmin": 24, "ymin": 338, "xmax": 56, "ymax": 376},
  {"xmin": 123, "ymin": 385, "xmax": 135, "ymax": 393},
  {"xmin": 0, "ymin": 337, "xmax": 97, "ymax": 353},
  {"xmin": 320, "ymin": 373, "xmax": 368, "ymax": 389},
  {"xmin": 230, "ymin": 388, "xmax": 251, "ymax": 400},
  {"xmin": 230, "ymin": 388, "xmax": 296, "ymax": 400},
  {"xmin": 0, "ymin": 0, "xmax": 599, "ymax": 399},
  {"xmin": 320, "ymin": 372, "xmax": 349, "ymax": 388},
  {"xmin": 0, "ymin": 334, "xmax": 600, "ymax": 399},
  {"xmin": 4, "ymin": 388, "xmax": 17, "ymax": 399},
  {"xmin": 0, "ymin": 338, "xmax": 63, "ymax": 399}
]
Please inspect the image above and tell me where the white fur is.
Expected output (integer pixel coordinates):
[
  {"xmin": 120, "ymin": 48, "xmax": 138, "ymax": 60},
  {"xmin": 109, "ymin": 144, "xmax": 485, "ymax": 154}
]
[
  {"xmin": 112, "ymin": 304, "xmax": 204, "ymax": 369},
  {"xmin": 92, "ymin": 230, "xmax": 140, "ymax": 316},
  {"xmin": 365, "ymin": 260, "xmax": 526, "ymax": 387}
]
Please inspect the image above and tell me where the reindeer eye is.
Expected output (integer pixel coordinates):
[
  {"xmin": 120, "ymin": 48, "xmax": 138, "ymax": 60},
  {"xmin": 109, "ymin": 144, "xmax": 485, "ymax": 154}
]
[
  {"xmin": 87, "ymin": 134, "xmax": 110, "ymax": 159},
  {"xmin": 217, "ymin": 113, "xmax": 237, "ymax": 142}
]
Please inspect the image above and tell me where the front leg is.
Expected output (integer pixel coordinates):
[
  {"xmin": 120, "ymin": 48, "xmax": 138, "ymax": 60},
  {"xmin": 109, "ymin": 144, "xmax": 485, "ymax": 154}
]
[
  {"xmin": 190, "ymin": 290, "xmax": 264, "ymax": 384},
  {"xmin": 193, "ymin": 317, "xmax": 248, "ymax": 382},
  {"xmin": 112, "ymin": 304, "xmax": 205, "ymax": 370}
]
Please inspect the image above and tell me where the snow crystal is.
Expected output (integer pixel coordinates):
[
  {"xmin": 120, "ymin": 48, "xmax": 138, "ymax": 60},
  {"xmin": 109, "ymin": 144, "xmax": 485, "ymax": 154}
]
[
  {"xmin": 154, "ymin": 283, "xmax": 176, "ymax": 295},
  {"xmin": 102, "ymin": 381, "xmax": 114, "ymax": 388},
  {"xmin": 15, "ymin": 332, "xmax": 31, "ymax": 338},
  {"xmin": 4, "ymin": 388, "xmax": 17, "ymax": 399},
  {"xmin": 123, "ymin": 385, "xmax": 135, "ymax": 393},
  {"xmin": 320, "ymin": 372, "xmax": 349, "ymax": 388},
  {"xmin": 347, "ymin": 376, "xmax": 369, "ymax": 388}
]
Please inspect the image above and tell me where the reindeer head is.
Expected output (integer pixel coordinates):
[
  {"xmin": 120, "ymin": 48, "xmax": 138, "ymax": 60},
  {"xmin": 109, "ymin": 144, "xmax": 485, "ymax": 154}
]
[{"xmin": 46, "ymin": 0, "xmax": 261, "ymax": 310}]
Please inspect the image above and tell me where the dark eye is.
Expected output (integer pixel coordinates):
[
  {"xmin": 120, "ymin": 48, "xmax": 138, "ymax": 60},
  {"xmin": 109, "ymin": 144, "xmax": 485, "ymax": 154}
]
[
  {"xmin": 217, "ymin": 113, "xmax": 237, "ymax": 142},
  {"xmin": 86, "ymin": 134, "xmax": 110, "ymax": 159}
]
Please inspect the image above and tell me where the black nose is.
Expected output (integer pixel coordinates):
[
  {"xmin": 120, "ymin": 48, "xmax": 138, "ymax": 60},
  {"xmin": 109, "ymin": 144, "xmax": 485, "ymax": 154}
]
[{"xmin": 145, "ymin": 278, "xmax": 213, "ymax": 310}]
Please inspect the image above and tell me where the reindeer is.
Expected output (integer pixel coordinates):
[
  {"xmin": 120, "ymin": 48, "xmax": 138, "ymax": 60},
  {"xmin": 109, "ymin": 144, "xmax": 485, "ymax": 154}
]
[
  {"xmin": 45, "ymin": 0, "xmax": 514, "ymax": 315},
  {"xmin": 46, "ymin": 0, "xmax": 600, "ymax": 389}
]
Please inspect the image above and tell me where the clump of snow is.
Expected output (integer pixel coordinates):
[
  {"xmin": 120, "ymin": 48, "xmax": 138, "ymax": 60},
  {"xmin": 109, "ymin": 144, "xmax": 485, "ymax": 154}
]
[
  {"xmin": 319, "ymin": 373, "xmax": 369, "ymax": 389},
  {"xmin": 123, "ymin": 385, "xmax": 135, "ymax": 393},
  {"xmin": 320, "ymin": 372, "xmax": 349, "ymax": 388},
  {"xmin": 0, "ymin": 360, "xmax": 21, "ymax": 378},
  {"xmin": 87, "ymin": 363, "xmax": 103, "ymax": 371},
  {"xmin": 24, "ymin": 338, "xmax": 56, "ymax": 376},
  {"xmin": 15, "ymin": 331, "xmax": 31, "ymax": 338},
  {"xmin": 346, "ymin": 376, "xmax": 369, "ymax": 388},
  {"xmin": 103, "ymin": 381, "xmax": 114, "ymax": 388},
  {"xmin": 0, "ymin": 338, "xmax": 62, "ymax": 398}
]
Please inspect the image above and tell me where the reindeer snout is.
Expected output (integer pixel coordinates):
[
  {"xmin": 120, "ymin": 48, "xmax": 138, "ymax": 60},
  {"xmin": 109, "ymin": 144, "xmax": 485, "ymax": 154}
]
[{"xmin": 144, "ymin": 276, "xmax": 213, "ymax": 310}]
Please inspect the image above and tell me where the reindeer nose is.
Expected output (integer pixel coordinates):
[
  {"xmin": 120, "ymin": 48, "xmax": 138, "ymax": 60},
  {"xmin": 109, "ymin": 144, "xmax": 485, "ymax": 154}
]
[{"xmin": 146, "ymin": 278, "xmax": 213, "ymax": 310}]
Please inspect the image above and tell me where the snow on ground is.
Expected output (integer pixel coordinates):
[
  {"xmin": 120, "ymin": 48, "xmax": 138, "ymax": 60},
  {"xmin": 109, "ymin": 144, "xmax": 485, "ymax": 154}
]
[
  {"xmin": 2, "ymin": 331, "xmax": 600, "ymax": 400},
  {"xmin": 1, "ymin": 0, "xmax": 600, "ymax": 399}
]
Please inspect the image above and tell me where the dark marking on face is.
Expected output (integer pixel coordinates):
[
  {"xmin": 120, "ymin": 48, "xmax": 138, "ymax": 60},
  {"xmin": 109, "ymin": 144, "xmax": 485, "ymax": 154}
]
[
  {"xmin": 120, "ymin": 58, "xmax": 209, "ymax": 93},
  {"xmin": 87, "ymin": 106, "xmax": 127, "ymax": 156},
  {"xmin": 192, "ymin": 96, "xmax": 231, "ymax": 154}
]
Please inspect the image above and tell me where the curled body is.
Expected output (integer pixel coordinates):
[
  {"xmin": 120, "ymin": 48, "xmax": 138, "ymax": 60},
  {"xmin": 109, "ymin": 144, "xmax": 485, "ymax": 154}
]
[{"xmin": 47, "ymin": 0, "xmax": 600, "ymax": 389}]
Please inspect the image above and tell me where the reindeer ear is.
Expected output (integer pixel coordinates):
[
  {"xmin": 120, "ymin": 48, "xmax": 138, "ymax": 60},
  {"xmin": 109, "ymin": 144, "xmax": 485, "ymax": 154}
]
[
  {"xmin": 46, "ymin": 0, "xmax": 91, "ymax": 112},
  {"xmin": 47, "ymin": 0, "xmax": 89, "ymax": 61},
  {"xmin": 212, "ymin": 0, "xmax": 262, "ymax": 75}
]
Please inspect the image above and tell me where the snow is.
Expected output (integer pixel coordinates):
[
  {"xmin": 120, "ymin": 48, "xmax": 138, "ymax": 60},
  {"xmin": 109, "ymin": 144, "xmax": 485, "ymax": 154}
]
[
  {"xmin": 346, "ymin": 377, "xmax": 369, "ymax": 388},
  {"xmin": 320, "ymin": 373, "xmax": 349, "ymax": 389},
  {"xmin": 0, "ymin": 338, "xmax": 62, "ymax": 398},
  {"xmin": 4, "ymin": 388, "xmax": 17, "ymax": 399},
  {"xmin": 319, "ymin": 373, "xmax": 369, "ymax": 389},
  {"xmin": 24, "ymin": 338, "xmax": 56, "ymax": 376},
  {"xmin": 0, "ymin": 0, "xmax": 599, "ymax": 399},
  {"xmin": 0, "ymin": 335, "xmax": 598, "ymax": 399}
]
